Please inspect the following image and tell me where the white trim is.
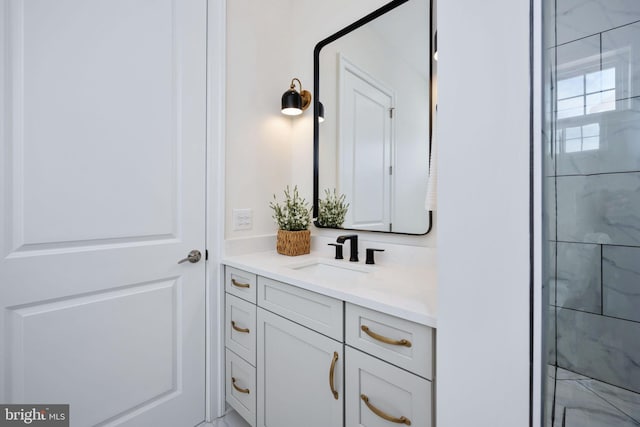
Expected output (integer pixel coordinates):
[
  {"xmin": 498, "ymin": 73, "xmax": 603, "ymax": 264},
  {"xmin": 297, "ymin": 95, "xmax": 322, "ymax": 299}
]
[
  {"xmin": 205, "ymin": 0, "xmax": 226, "ymax": 421},
  {"xmin": 532, "ymin": 0, "xmax": 543, "ymax": 424}
]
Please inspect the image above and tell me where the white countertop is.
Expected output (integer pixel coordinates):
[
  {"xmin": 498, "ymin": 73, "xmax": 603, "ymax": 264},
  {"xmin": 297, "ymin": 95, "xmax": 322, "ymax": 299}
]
[{"xmin": 222, "ymin": 249, "xmax": 437, "ymax": 328}]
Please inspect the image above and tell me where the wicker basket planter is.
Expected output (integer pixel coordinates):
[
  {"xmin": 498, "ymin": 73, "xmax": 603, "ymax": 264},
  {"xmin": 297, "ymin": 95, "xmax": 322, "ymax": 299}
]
[{"xmin": 276, "ymin": 229, "xmax": 311, "ymax": 256}]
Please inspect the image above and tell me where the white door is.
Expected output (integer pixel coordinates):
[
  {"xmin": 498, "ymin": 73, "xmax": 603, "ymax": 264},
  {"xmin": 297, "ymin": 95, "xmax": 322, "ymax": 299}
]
[
  {"xmin": 257, "ymin": 308, "xmax": 343, "ymax": 427},
  {"xmin": 339, "ymin": 57, "xmax": 394, "ymax": 232},
  {"xmin": 0, "ymin": 1, "xmax": 207, "ymax": 426}
]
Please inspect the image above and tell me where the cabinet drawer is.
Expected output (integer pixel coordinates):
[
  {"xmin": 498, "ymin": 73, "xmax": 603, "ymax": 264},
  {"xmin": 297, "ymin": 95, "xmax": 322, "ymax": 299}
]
[
  {"xmin": 345, "ymin": 346, "xmax": 431, "ymax": 427},
  {"xmin": 225, "ymin": 294, "xmax": 257, "ymax": 366},
  {"xmin": 225, "ymin": 266, "xmax": 257, "ymax": 304},
  {"xmin": 258, "ymin": 276, "xmax": 343, "ymax": 341},
  {"xmin": 345, "ymin": 303, "xmax": 433, "ymax": 379},
  {"xmin": 226, "ymin": 349, "xmax": 256, "ymax": 427}
]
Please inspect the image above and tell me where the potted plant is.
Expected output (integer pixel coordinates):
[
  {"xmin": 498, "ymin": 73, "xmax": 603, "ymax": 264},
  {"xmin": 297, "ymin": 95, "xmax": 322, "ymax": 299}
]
[
  {"xmin": 317, "ymin": 188, "xmax": 349, "ymax": 228},
  {"xmin": 270, "ymin": 185, "xmax": 311, "ymax": 256}
]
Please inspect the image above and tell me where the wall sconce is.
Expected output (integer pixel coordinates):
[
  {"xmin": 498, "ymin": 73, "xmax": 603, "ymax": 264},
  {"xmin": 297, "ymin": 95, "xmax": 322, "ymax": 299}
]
[
  {"xmin": 281, "ymin": 78, "xmax": 311, "ymax": 116},
  {"xmin": 433, "ymin": 31, "xmax": 438, "ymax": 61},
  {"xmin": 318, "ymin": 102, "xmax": 325, "ymax": 123}
]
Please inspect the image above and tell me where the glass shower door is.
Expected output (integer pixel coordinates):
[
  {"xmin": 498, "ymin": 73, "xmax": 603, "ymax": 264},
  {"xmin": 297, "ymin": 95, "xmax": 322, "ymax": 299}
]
[{"xmin": 543, "ymin": 1, "xmax": 640, "ymax": 426}]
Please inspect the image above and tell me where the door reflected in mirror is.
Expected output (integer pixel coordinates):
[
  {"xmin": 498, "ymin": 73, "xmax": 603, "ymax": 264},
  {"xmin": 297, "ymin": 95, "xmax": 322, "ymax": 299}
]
[{"xmin": 313, "ymin": 0, "xmax": 432, "ymax": 235}]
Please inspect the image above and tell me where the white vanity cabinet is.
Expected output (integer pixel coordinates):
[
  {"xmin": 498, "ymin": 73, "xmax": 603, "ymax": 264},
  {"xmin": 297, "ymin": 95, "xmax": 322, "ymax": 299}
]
[
  {"xmin": 224, "ymin": 268, "xmax": 344, "ymax": 427},
  {"xmin": 256, "ymin": 276, "xmax": 344, "ymax": 427},
  {"xmin": 223, "ymin": 265, "xmax": 435, "ymax": 427}
]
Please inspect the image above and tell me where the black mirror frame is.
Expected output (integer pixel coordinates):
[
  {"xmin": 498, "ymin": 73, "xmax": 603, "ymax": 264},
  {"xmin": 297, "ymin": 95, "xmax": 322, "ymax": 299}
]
[{"xmin": 312, "ymin": 0, "xmax": 433, "ymax": 235}]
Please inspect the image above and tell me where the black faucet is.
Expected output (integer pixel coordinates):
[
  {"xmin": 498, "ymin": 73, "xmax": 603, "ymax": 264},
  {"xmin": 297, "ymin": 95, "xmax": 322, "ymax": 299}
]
[
  {"xmin": 336, "ymin": 234, "xmax": 358, "ymax": 262},
  {"xmin": 365, "ymin": 248, "xmax": 385, "ymax": 265}
]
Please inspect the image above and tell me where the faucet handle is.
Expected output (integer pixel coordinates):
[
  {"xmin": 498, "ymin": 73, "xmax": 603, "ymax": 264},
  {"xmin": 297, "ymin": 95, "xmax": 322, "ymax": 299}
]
[
  {"xmin": 328, "ymin": 243, "xmax": 344, "ymax": 260},
  {"xmin": 365, "ymin": 248, "xmax": 385, "ymax": 265}
]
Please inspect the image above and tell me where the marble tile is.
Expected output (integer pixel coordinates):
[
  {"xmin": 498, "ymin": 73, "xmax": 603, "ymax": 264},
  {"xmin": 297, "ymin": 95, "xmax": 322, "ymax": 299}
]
[
  {"xmin": 211, "ymin": 410, "xmax": 250, "ymax": 427},
  {"xmin": 547, "ymin": 306, "xmax": 557, "ymax": 366},
  {"xmin": 557, "ymin": 99, "xmax": 640, "ymax": 175},
  {"xmin": 564, "ymin": 406, "xmax": 640, "ymax": 427},
  {"xmin": 557, "ymin": 308, "xmax": 640, "ymax": 393},
  {"xmin": 545, "ymin": 374, "xmax": 556, "ymax": 426},
  {"xmin": 543, "ymin": 108, "xmax": 556, "ymax": 177},
  {"xmin": 556, "ymin": 0, "xmax": 640, "ymax": 46},
  {"xmin": 549, "ymin": 364, "xmax": 558, "ymax": 379},
  {"xmin": 603, "ymin": 245, "xmax": 640, "ymax": 323},
  {"xmin": 544, "ymin": 0, "xmax": 557, "ymax": 49},
  {"xmin": 553, "ymin": 379, "xmax": 639, "ymax": 426},
  {"xmin": 557, "ymin": 367, "xmax": 592, "ymax": 381},
  {"xmin": 544, "ymin": 177, "xmax": 557, "ymax": 240},
  {"xmin": 556, "ymin": 242, "xmax": 601, "ymax": 313},
  {"xmin": 602, "ymin": 22, "xmax": 640, "ymax": 101},
  {"xmin": 582, "ymin": 378, "xmax": 640, "ymax": 423},
  {"xmin": 544, "ymin": 44, "xmax": 557, "ymax": 174},
  {"xmin": 546, "ymin": 240, "xmax": 557, "ymax": 306},
  {"xmin": 557, "ymin": 35, "xmax": 600, "ymax": 71},
  {"xmin": 557, "ymin": 173, "xmax": 640, "ymax": 246}
]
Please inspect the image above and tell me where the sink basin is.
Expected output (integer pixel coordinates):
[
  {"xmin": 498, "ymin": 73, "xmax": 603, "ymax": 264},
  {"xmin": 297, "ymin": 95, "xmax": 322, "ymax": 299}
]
[{"xmin": 288, "ymin": 260, "xmax": 370, "ymax": 281}]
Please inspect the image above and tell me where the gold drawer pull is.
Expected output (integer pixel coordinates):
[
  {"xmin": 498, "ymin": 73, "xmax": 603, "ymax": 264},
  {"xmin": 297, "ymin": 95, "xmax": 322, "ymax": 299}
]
[
  {"xmin": 231, "ymin": 279, "xmax": 250, "ymax": 289},
  {"xmin": 232, "ymin": 377, "xmax": 250, "ymax": 394},
  {"xmin": 361, "ymin": 394, "xmax": 411, "ymax": 425},
  {"xmin": 231, "ymin": 320, "xmax": 250, "ymax": 334},
  {"xmin": 361, "ymin": 325, "xmax": 412, "ymax": 347},
  {"xmin": 329, "ymin": 351, "xmax": 339, "ymax": 400}
]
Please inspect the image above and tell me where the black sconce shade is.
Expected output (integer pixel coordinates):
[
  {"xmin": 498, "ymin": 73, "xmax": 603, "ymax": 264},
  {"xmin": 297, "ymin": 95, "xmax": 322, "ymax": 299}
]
[
  {"xmin": 281, "ymin": 78, "xmax": 311, "ymax": 116},
  {"xmin": 282, "ymin": 89, "xmax": 302, "ymax": 115}
]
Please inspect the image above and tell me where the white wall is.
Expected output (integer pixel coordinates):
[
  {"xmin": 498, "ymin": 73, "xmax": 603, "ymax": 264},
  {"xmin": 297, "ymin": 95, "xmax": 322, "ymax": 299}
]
[
  {"xmin": 437, "ymin": 0, "xmax": 532, "ymax": 426},
  {"xmin": 225, "ymin": 0, "xmax": 295, "ymax": 239}
]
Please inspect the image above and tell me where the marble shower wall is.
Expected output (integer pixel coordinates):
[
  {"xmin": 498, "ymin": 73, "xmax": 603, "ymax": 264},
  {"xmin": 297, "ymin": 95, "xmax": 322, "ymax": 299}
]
[{"xmin": 549, "ymin": 1, "xmax": 640, "ymax": 395}]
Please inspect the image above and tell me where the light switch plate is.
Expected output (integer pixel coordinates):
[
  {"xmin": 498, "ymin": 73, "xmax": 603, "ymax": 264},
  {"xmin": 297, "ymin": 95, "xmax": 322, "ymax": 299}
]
[{"xmin": 232, "ymin": 208, "xmax": 253, "ymax": 231}]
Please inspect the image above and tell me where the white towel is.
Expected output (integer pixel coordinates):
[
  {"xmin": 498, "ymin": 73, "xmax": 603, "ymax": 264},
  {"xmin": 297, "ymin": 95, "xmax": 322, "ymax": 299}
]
[{"xmin": 425, "ymin": 110, "xmax": 437, "ymax": 211}]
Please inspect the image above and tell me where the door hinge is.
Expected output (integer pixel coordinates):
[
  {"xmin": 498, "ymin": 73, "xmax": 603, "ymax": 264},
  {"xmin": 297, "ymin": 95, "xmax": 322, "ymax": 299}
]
[
  {"xmin": 389, "ymin": 107, "xmax": 394, "ymax": 118},
  {"xmin": 389, "ymin": 166, "xmax": 393, "ymax": 175},
  {"xmin": 389, "ymin": 223, "xmax": 393, "ymax": 232},
  {"xmin": 205, "ymin": 249, "xmax": 209, "ymax": 261}
]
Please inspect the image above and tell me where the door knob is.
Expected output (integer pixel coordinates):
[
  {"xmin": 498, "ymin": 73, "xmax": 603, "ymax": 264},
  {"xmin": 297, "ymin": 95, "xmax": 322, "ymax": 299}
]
[{"xmin": 178, "ymin": 250, "xmax": 202, "ymax": 264}]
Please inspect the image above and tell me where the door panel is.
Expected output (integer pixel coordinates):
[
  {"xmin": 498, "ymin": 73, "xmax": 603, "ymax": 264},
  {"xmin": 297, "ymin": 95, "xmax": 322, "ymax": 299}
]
[
  {"xmin": 0, "ymin": 1, "xmax": 207, "ymax": 426},
  {"xmin": 7, "ymin": 280, "xmax": 178, "ymax": 426},
  {"xmin": 7, "ymin": 0, "xmax": 183, "ymax": 251}
]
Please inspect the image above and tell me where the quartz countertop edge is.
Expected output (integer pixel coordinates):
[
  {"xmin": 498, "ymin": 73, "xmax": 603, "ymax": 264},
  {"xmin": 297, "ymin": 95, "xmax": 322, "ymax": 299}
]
[{"xmin": 222, "ymin": 251, "xmax": 437, "ymax": 328}]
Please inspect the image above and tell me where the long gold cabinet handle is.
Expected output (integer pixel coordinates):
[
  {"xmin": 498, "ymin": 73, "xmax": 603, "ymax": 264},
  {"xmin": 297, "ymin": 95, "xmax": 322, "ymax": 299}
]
[
  {"xmin": 231, "ymin": 279, "xmax": 250, "ymax": 289},
  {"xmin": 361, "ymin": 394, "xmax": 411, "ymax": 425},
  {"xmin": 231, "ymin": 320, "xmax": 250, "ymax": 333},
  {"xmin": 329, "ymin": 351, "xmax": 339, "ymax": 400},
  {"xmin": 361, "ymin": 325, "xmax": 412, "ymax": 348},
  {"xmin": 232, "ymin": 377, "xmax": 250, "ymax": 394}
]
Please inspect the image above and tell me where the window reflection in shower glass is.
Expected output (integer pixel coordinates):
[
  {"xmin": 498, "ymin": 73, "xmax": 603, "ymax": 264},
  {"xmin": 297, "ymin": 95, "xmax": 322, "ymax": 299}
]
[
  {"xmin": 562, "ymin": 123, "xmax": 600, "ymax": 153},
  {"xmin": 557, "ymin": 68, "xmax": 616, "ymax": 119}
]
